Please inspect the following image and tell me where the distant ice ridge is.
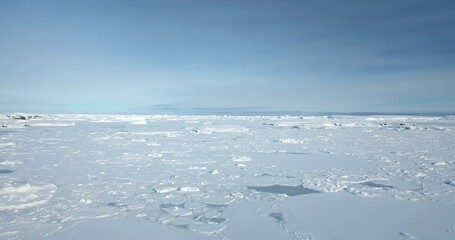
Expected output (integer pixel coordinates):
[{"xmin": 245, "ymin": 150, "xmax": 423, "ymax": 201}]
[
  {"xmin": 1, "ymin": 113, "xmax": 453, "ymax": 131},
  {"xmin": 29, "ymin": 122, "xmax": 76, "ymax": 127},
  {"xmin": 196, "ymin": 124, "xmax": 249, "ymax": 134}
]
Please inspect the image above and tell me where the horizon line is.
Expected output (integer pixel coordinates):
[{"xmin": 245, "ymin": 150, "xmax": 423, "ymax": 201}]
[{"xmin": 2, "ymin": 110, "xmax": 455, "ymax": 117}]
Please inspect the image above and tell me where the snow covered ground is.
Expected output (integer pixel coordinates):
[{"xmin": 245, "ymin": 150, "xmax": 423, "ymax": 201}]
[{"xmin": 1, "ymin": 114, "xmax": 455, "ymax": 239}]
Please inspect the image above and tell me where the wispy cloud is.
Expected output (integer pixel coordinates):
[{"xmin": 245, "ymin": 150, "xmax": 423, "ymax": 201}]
[{"xmin": 1, "ymin": 0, "xmax": 454, "ymax": 114}]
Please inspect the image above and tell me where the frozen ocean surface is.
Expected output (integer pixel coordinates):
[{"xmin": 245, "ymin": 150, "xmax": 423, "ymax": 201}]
[{"xmin": 1, "ymin": 114, "xmax": 455, "ymax": 239}]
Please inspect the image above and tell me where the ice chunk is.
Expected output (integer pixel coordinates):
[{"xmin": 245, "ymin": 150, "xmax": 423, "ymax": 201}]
[
  {"xmin": 0, "ymin": 142, "xmax": 15, "ymax": 148},
  {"xmin": 179, "ymin": 187, "xmax": 200, "ymax": 192},
  {"xmin": 0, "ymin": 183, "xmax": 57, "ymax": 211},
  {"xmin": 277, "ymin": 138, "xmax": 308, "ymax": 144},
  {"xmin": 154, "ymin": 187, "xmax": 178, "ymax": 193},
  {"xmin": 162, "ymin": 207, "xmax": 192, "ymax": 217},
  {"xmin": 231, "ymin": 156, "xmax": 252, "ymax": 162},
  {"xmin": 0, "ymin": 161, "xmax": 19, "ymax": 166},
  {"xmin": 210, "ymin": 169, "xmax": 220, "ymax": 175}
]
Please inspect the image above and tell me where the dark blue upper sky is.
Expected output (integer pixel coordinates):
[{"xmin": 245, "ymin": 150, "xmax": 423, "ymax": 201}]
[{"xmin": 1, "ymin": 0, "xmax": 454, "ymax": 114}]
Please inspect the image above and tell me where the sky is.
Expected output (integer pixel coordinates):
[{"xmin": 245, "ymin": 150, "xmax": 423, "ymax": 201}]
[{"xmin": 1, "ymin": 0, "xmax": 454, "ymax": 115}]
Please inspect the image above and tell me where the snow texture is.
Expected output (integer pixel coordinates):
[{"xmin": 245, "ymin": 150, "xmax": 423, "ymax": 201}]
[{"xmin": 1, "ymin": 114, "xmax": 455, "ymax": 239}]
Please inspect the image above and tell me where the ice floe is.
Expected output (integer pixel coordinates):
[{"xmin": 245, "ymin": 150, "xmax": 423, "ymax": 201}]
[{"xmin": 0, "ymin": 114, "xmax": 454, "ymax": 239}]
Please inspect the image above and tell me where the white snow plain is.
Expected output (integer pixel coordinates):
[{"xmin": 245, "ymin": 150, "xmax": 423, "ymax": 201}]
[{"xmin": 1, "ymin": 114, "xmax": 455, "ymax": 239}]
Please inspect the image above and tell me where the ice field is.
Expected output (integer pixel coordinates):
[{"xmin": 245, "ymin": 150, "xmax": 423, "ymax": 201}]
[{"xmin": 1, "ymin": 114, "xmax": 455, "ymax": 239}]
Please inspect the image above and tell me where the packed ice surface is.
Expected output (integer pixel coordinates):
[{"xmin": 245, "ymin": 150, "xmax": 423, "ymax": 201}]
[{"xmin": 1, "ymin": 114, "xmax": 455, "ymax": 239}]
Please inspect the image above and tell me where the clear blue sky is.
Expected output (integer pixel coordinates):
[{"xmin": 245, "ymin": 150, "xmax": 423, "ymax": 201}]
[{"xmin": 1, "ymin": 0, "xmax": 454, "ymax": 114}]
